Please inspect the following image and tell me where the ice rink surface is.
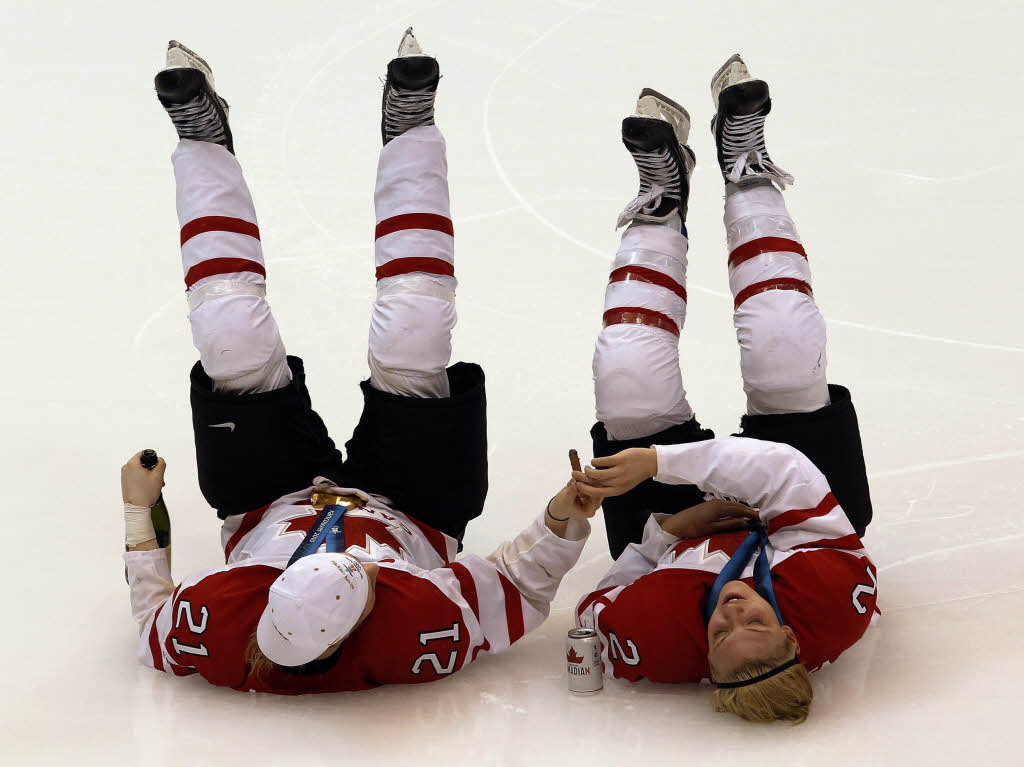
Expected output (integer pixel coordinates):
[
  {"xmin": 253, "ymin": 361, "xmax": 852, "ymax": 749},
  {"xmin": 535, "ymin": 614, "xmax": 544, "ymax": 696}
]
[{"xmin": 2, "ymin": 0, "xmax": 1022, "ymax": 763}]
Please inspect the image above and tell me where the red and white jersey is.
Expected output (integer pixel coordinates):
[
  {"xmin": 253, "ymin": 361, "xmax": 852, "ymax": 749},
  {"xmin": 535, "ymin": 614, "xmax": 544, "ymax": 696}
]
[
  {"xmin": 125, "ymin": 480, "xmax": 590, "ymax": 694},
  {"xmin": 218, "ymin": 482, "xmax": 457, "ymax": 568},
  {"xmin": 576, "ymin": 437, "xmax": 878, "ymax": 683}
]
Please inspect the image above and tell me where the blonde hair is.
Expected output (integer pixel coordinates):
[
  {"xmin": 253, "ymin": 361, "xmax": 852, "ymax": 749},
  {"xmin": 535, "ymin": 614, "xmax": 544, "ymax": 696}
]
[
  {"xmin": 245, "ymin": 632, "xmax": 281, "ymax": 684},
  {"xmin": 711, "ymin": 653, "xmax": 813, "ymax": 725}
]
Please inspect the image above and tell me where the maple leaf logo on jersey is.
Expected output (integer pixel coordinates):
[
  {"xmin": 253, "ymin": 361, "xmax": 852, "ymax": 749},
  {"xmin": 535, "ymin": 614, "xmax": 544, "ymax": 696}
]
[
  {"xmin": 276, "ymin": 512, "xmax": 318, "ymax": 538},
  {"xmin": 566, "ymin": 647, "xmax": 584, "ymax": 664}
]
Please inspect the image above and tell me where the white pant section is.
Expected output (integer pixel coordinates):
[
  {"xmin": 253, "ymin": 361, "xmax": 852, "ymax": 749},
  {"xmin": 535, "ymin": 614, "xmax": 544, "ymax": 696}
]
[
  {"xmin": 174, "ymin": 140, "xmax": 290, "ymax": 394},
  {"xmin": 725, "ymin": 183, "xmax": 829, "ymax": 415},
  {"xmin": 369, "ymin": 126, "xmax": 457, "ymax": 398},
  {"xmin": 594, "ymin": 224, "xmax": 693, "ymax": 441}
]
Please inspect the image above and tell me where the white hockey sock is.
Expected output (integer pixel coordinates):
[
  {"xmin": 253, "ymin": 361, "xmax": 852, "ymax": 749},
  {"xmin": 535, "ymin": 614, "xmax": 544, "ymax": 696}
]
[
  {"xmin": 594, "ymin": 224, "xmax": 694, "ymax": 440},
  {"xmin": 724, "ymin": 182, "xmax": 828, "ymax": 415},
  {"xmin": 173, "ymin": 139, "xmax": 291, "ymax": 394},
  {"xmin": 369, "ymin": 126, "xmax": 457, "ymax": 398}
]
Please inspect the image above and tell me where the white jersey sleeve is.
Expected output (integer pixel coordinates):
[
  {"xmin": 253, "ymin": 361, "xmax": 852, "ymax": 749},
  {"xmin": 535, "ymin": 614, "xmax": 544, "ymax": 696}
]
[
  {"xmin": 418, "ymin": 513, "xmax": 590, "ymax": 658},
  {"xmin": 653, "ymin": 436, "xmax": 857, "ymax": 545},
  {"xmin": 124, "ymin": 548, "xmax": 174, "ymax": 643},
  {"xmin": 594, "ymin": 514, "xmax": 680, "ymax": 590}
]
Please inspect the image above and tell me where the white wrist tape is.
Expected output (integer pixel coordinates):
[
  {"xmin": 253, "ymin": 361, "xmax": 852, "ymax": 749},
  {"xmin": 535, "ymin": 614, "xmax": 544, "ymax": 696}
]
[{"xmin": 124, "ymin": 503, "xmax": 157, "ymax": 546}]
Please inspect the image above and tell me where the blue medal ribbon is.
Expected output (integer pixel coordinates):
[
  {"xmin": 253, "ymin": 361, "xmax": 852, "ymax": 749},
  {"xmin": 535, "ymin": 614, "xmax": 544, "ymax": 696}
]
[
  {"xmin": 287, "ymin": 503, "xmax": 348, "ymax": 568},
  {"xmin": 703, "ymin": 526, "xmax": 784, "ymax": 625}
]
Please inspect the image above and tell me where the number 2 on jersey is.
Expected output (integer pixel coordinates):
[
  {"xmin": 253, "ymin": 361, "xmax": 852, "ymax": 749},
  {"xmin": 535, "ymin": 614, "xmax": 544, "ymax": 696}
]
[{"xmin": 170, "ymin": 599, "xmax": 210, "ymax": 657}]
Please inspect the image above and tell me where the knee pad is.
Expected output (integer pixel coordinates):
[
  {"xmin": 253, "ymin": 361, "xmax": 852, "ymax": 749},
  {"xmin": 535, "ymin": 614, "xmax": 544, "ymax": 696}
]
[
  {"xmin": 189, "ymin": 288, "xmax": 287, "ymax": 385},
  {"xmin": 593, "ymin": 325, "xmax": 689, "ymax": 435},
  {"xmin": 737, "ymin": 292, "xmax": 827, "ymax": 401},
  {"xmin": 368, "ymin": 290, "xmax": 455, "ymax": 378}
]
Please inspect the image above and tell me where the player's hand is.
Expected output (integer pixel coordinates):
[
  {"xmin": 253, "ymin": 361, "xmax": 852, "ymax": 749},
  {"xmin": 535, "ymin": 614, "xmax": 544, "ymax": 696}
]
[
  {"xmin": 660, "ymin": 499, "xmax": 760, "ymax": 540},
  {"xmin": 121, "ymin": 451, "xmax": 166, "ymax": 507},
  {"xmin": 571, "ymin": 448, "xmax": 658, "ymax": 499},
  {"xmin": 548, "ymin": 480, "xmax": 602, "ymax": 521}
]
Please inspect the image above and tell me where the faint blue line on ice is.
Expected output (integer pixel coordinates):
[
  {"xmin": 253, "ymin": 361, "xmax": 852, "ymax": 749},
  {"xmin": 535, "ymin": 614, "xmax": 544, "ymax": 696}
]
[
  {"xmin": 868, "ymin": 449, "xmax": 1024, "ymax": 480},
  {"xmin": 885, "ymin": 584, "xmax": 1024, "ymax": 613},
  {"xmin": 878, "ymin": 533, "xmax": 1024, "ymax": 573}
]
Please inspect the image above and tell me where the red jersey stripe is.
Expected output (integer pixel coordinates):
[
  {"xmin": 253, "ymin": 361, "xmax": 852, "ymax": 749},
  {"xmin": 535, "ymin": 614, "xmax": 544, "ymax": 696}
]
[
  {"xmin": 609, "ymin": 266, "xmax": 688, "ymax": 302},
  {"xmin": 223, "ymin": 503, "xmax": 273, "ymax": 563},
  {"xmin": 576, "ymin": 586, "xmax": 619, "ymax": 620},
  {"xmin": 498, "ymin": 572, "xmax": 526, "ymax": 645},
  {"xmin": 184, "ymin": 257, "xmax": 266, "ymax": 289},
  {"xmin": 180, "ymin": 216, "xmax": 260, "ymax": 247},
  {"xmin": 767, "ymin": 493, "xmax": 839, "ymax": 535},
  {"xmin": 375, "ymin": 212, "xmax": 453, "ymax": 239},
  {"xmin": 447, "ymin": 562, "xmax": 480, "ymax": 622},
  {"xmin": 792, "ymin": 533, "xmax": 864, "ymax": 551},
  {"xmin": 447, "ymin": 562, "xmax": 483, "ymax": 670},
  {"xmin": 148, "ymin": 603, "xmax": 166, "ymax": 672},
  {"xmin": 728, "ymin": 236, "xmax": 807, "ymax": 269},
  {"xmin": 407, "ymin": 517, "xmax": 450, "ymax": 564},
  {"xmin": 603, "ymin": 306, "xmax": 680, "ymax": 336},
  {"xmin": 375, "ymin": 256, "xmax": 455, "ymax": 280},
  {"xmin": 734, "ymin": 277, "xmax": 813, "ymax": 309}
]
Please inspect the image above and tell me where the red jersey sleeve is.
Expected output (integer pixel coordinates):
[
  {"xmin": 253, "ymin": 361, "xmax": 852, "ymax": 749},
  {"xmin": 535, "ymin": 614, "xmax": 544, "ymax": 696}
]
[
  {"xmin": 148, "ymin": 563, "xmax": 279, "ymax": 687},
  {"xmin": 772, "ymin": 549, "xmax": 878, "ymax": 671},
  {"xmin": 588, "ymin": 568, "xmax": 714, "ymax": 683}
]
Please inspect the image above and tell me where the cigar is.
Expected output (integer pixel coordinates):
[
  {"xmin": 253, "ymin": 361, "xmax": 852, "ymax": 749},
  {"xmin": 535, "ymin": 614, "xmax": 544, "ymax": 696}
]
[{"xmin": 569, "ymin": 449, "xmax": 582, "ymax": 473}]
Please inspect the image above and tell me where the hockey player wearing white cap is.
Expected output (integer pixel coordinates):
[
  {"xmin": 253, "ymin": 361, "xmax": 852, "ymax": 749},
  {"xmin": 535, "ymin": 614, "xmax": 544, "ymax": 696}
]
[
  {"xmin": 122, "ymin": 31, "xmax": 599, "ymax": 693},
  {"xmin": 571, "ymin": 56, "xmax": 877, "ymax": 724}
]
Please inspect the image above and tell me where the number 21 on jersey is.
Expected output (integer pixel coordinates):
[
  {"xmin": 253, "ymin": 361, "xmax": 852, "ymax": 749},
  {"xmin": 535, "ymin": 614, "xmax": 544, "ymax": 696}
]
[{"xmin": 411, "ymin": 622, "xmax": 461, "ymax": 675}]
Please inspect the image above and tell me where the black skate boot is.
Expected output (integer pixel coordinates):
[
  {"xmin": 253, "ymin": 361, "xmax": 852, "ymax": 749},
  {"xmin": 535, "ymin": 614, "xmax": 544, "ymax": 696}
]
[
  {"xmin": 381, "ymin": 28, "xmax": 440, "ymax": 145},
  {"xmin": 155, "ymin": 40, "xmax": 233, "ymax": 154},
  {"xmin": 617, "ymin": 89, "xmax": 696, "ymax": 231},
  {"xmin": 710, "ymin": 54, "xmax": 792, "ymax": 188}
]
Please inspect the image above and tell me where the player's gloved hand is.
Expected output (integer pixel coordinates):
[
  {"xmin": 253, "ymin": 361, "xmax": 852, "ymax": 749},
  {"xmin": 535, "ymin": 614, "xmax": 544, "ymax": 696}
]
[
  {"xmin": 548, "ymin": 479, "xmax": 602, "ymax": 522},
  {"xmin": 660, "ymin": 499, "xmax": 760, "ymax": 540},
  {"xmin": 121, "ymin": 451, "xmax": 166, "ymax": 507},
  {"xmin": 571, "ymin": 447, "xmax": 658, "ymax": 499}
]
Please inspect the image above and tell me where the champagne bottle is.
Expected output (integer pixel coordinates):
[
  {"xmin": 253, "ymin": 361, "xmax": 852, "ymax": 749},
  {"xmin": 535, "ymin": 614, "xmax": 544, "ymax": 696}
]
[{"xmin": 140, "ymin": 449, "xmax": 172, "ymax": 570}]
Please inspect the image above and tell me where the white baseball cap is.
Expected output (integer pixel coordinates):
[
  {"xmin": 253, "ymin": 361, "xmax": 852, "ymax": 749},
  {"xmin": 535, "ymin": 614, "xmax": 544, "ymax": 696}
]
[{"xmin": 256, "ymin": 552, "xmax": 371, "ymax": 667}]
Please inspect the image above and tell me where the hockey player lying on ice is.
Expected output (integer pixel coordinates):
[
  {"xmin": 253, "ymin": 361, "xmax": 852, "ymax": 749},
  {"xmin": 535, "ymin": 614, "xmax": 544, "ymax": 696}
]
[
  {"xmin": 573, "ymin": 56, "xmax": 878, "ymax": 724},
  {"xmin": 121, "ymin": 32, "xmax": 599, "ymax": 694}
]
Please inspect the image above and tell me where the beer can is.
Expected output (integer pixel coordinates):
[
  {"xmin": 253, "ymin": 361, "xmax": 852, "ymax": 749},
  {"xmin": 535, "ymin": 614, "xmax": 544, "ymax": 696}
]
[{"xmin": 566, "ymin": 628, "xmax": 602, "ymax": 694}]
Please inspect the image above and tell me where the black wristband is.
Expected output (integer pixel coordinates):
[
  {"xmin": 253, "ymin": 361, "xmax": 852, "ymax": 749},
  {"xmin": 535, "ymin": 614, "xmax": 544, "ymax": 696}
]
[{"xmin": 546, "ymin": 499, "xmax": 570, "ymax": 522}]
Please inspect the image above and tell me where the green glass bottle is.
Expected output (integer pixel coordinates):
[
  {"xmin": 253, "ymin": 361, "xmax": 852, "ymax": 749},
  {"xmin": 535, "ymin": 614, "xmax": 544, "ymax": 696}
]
[{"xmin": 140, "ymin": 449, "xmax": 172, "ymax": 570}]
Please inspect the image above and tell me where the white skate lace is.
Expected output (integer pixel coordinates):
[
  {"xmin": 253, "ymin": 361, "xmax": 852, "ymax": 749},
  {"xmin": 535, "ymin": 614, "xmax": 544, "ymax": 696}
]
[
  {"xmin": 720, "ymin": 111, "xmax": 793, "ymax": 188},
  {"xmin": 383, "ymin": 86, "xmax": 435, "ymax": 143},
  {"xmin": 165, "ymin": 89, "xmax": 230, "ymax": 147},
  {"xmin": 615, "ymin": 146, "xmax": 681, "ymax": 228}
]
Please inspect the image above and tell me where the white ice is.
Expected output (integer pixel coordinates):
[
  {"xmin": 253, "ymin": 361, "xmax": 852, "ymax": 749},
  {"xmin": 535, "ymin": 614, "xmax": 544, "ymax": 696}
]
[{"xmin": 2, "ymin": 1, "xmax": 1022, "ymax": 764}]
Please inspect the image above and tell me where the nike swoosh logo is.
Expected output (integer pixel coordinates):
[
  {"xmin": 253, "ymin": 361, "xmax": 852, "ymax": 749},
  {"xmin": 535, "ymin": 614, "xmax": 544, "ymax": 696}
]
[{"xmin": 209, "ymin": 422, "xmax": 236, "ymax": 432}]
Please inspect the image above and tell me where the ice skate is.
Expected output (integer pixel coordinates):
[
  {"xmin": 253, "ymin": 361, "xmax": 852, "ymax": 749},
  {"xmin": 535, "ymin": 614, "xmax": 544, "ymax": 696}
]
[
  {"xmin": 155, "ymin": 40, "xmax": 233, "ymax": 154},
  {"xmin": 710, "ymin": 54, "xmax": 792, "ymax": 189},
  {"xmin": 381, "ymin": 28, "xmax": 440, "ymax": 145},
  {"xmin": 616, "ymin": 89, "xmax": 696, "ymax": 230}
]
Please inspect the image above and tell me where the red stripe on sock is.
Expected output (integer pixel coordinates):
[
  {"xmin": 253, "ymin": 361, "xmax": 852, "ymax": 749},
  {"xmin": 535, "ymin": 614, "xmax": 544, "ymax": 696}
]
[
  {"xmin": 375, "ymin": 257, "xmax": 454, "ymax": 280},
  {"xmin": 609, "ymin": 266, "xmax": 687, "ymax": 302},
  {"xmin": 184, "ymin": 257, "xmax": 266, "ymax": 289},
  {"xmin": 375, "ymin": 213, "xmax": 454, "ymax": 239},
  {"xmin": 734, "ymin": 278, "xmax": 813, "ymax": 309},
  {"xmin": 180, "ymin": 216, "xmax": 260, "ymax": 247},
  {"xmin": 602, "ymin": 307, "xmax": 679, "ymax": 336},
  {"xmin": 728, "ymin": 237, "xmax": 807, "ymax": 269}
]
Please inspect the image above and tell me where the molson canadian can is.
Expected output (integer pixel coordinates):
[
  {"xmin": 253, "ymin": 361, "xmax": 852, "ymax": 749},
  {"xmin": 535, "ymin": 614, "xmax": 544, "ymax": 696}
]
[{"xmin": 566, "ymin": 628, "xmax": 602, "ymax": 694}]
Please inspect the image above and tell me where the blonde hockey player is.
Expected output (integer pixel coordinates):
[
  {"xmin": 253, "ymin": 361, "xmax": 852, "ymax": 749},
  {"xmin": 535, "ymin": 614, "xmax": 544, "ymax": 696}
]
[
  {"xmin": 573, "ymin": 56, "xmax": 877, "ymax": 724},
  {"xmin": 123, "ymin": 32, "xmax": 598, "ymax": 693}
]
